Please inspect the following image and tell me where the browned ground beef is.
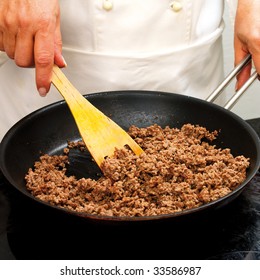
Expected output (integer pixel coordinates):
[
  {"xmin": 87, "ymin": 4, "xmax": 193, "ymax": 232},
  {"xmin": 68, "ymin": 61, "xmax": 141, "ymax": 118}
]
[{"xmin": 25, "ymin": 124, "xmax": 250, "ymax": 217}]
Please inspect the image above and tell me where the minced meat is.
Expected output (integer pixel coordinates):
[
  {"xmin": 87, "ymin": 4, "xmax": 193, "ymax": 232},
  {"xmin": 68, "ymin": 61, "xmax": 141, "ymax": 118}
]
[{"xmin": 25, "ymin": 124, "xmax": 250, "ymax": 217}]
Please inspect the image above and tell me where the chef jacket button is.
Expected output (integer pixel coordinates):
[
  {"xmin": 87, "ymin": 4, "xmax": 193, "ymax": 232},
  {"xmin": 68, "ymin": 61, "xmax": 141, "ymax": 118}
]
[
  {"xmin": 170, "ymin": 1, "xmax": 182, "ymax": 12},
  {"xmin": 103, "ymin": 0, "xmax": 113, "ymax": 11}
]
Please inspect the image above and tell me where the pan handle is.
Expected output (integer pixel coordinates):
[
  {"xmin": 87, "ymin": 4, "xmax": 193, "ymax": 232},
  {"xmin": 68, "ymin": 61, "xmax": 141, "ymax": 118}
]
[{"xmin": 206, "ymin": 54, "xmax": 258, "ymax": 110}]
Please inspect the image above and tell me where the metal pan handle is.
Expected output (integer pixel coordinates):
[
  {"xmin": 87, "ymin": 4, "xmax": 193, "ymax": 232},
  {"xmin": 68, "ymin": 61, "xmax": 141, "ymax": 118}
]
[{"xmin": 206, "ymin": 54, "xmax": 258, "ymax": 110}]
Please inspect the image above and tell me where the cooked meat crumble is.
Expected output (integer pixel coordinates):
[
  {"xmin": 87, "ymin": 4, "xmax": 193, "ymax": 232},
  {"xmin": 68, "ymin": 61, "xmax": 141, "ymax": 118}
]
[{"xmin": 25, "ymin": 124, "xmax": 250, "ymax": 217}]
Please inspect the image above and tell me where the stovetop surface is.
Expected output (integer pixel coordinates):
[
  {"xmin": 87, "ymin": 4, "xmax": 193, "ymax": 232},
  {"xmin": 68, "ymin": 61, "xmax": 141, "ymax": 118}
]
[{"xmin": 0, "ymin": 119, "xmax": 260, "ymax": 260}]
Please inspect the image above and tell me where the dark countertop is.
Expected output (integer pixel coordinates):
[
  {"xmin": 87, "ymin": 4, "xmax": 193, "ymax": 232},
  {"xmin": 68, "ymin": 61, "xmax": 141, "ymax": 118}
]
[{"xmin": 0, "ymin": 118, "xmax": 260, "ymax": 260}]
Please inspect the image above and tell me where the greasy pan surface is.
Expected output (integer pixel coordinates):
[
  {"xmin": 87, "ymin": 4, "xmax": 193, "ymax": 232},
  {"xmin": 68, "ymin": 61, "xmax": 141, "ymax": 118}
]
[{"xmin": 1, "ymin": 91, "xmax": 260, "ymax": 222}]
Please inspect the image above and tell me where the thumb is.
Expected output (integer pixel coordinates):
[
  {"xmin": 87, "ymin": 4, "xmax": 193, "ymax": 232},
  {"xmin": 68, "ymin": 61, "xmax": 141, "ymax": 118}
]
[{"xmin": 53, "ymin": 18, "xmax": 66, "ymax": 67}]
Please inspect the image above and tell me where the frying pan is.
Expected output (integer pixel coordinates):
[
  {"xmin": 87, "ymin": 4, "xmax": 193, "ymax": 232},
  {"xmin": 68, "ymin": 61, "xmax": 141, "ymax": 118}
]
[
  {"xmin": 1, "ymin": 54, "xmax": 260, "ymax": 223},
  {"xmin": 1, "ymin": 87, "xmax": 260, "ymax": 223}
]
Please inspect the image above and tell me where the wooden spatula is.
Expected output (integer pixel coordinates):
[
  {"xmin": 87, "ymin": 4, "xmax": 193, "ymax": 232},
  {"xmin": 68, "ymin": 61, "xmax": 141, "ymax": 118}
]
[{"xmin": 51, "ymin": 65, "xmax": 144, "ymax": 169}]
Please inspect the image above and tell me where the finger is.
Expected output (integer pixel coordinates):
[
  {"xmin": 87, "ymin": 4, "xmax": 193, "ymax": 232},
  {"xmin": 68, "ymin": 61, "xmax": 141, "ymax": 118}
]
[
  {"xmin": 2, "ymin": 31, "xmax": 16, "ymax": 59},
  {"xmin": 236, "ymin": 62, "xmax": 251, "ymax": 91},
  {"xmin": 53, "ymin": 13, "xmax": 66, "ymax": 67},
  {"xmin": 234, "ymin": 38, "xmax": 251, "ymax": 90},
  {"xmin": 14, "ymin": 29, "xmax": 34, "ymax": 67},
  {"xmin": 34, "ymin": 29, "xmax": 55, "ymax": 96},
  {"xmin": 0, "ymin": 31, "xmax": 4, "ymax": 51},
  {"xmin": 251, "ymin": 52, "xmax": 260, "ymax": 76}
]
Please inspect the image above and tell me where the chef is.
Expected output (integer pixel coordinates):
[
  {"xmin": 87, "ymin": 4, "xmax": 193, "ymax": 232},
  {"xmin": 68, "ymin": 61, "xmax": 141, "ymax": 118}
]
[{"xmin": 0, "ymin": 0, "xmax": 259, "ymax": 141}]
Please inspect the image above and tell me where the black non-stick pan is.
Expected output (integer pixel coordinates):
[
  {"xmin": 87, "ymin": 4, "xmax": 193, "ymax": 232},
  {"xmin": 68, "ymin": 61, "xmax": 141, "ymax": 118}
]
[{"xmin": 1, "ymin": 88, "xmax": 260, "ymax": 223}]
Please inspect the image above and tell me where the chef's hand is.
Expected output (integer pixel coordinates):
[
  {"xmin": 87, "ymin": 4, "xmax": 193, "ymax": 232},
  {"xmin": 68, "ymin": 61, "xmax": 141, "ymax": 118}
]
[
  {"xmin": 234, "ymin": 0, "xmax": 260, "ymax": 90},
  {"xmin": 0, "ymin": 0, "xmax": 66, "ymax": 96}
]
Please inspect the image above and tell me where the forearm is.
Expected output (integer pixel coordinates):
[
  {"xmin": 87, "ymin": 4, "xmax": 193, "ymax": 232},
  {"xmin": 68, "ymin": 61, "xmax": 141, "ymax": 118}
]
[{"xmin": 234, "ymin": 0, "xmax": 260, "ymax": 88}]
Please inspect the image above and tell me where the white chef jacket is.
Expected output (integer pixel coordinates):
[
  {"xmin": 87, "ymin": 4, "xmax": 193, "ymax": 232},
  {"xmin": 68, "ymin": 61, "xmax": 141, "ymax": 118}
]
[{"xmin": 0, "ymin": 0, "xmax": 237, "ymax": 141}]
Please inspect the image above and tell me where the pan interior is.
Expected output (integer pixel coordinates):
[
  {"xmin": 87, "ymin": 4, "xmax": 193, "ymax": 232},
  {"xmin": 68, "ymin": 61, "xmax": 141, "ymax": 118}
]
[{"xmin": 1, "ymin": 90, "xmax": 260, "ymax": 221}]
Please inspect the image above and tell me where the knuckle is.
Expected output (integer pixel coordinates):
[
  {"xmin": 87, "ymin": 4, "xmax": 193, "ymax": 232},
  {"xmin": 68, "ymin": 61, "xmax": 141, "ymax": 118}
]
[
  {"xmin": 247, "ymin": 31, "xmax": 260, "ymax": 47},
  {"xmin": 2, "ymin": 12, "xmax": 30, "ymax": 32},
  {"xmin": 37, "ymin": 13, "xmax": 56, "ymax": 30},
  {"xmin": 35, "ymin": 51, "xmax": 53, "ymax": 67},
  {"xmin": 15, "ymin": 60, "xmax": 27, "ymax": 67},
  {"xmin": 3, "ymin": 12, "xmax": 15, "ymax": 29},
  {"xmin": 248, "ymin": 31, "xmax": 260, "ymax": 42},
  {"xmin": 15, "ymin": 56, "xmax": 33, "ymax": 68},
  {"xmin": 18, "ymin": 16, "xmax": 31, "ymax": 30}
]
